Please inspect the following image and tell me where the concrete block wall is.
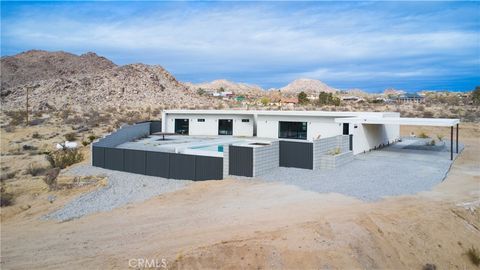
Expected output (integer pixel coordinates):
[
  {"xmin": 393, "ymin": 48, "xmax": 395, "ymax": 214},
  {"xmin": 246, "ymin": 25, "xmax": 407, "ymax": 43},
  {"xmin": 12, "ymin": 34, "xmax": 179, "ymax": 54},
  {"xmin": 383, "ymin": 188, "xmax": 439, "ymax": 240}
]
[
  {"xmin": 313, "ymin": 135, "xmax": 352, "ymax": 169},
  {"xmin": 223, "ymin": 144, "xmax": 230, "ymax": 178},
  {"xmin": 252, "ymin": 141, "xmax": 279, "ymax": 176},
  {"xmin": 319, "ymin": 151, "xmax": 353, "ymax": 169}
]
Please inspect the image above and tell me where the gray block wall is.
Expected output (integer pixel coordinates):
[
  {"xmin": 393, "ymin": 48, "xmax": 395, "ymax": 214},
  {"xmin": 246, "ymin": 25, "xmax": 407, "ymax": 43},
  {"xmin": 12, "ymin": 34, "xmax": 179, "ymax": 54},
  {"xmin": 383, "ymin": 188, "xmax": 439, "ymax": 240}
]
[
  {"xmin": 223, "ymin": 144, "xmax": 229, "ymax": 178},
  {"xmin": 252, "ymin": 141, "xmax": 279, "ymax": 177},
  {"xmin": 313, "ymin": 135, "xmax": 352, "ymax": 170},
  {"xmin": 319, "ymin": 151, "xmax": 353, "ymax": 169}
]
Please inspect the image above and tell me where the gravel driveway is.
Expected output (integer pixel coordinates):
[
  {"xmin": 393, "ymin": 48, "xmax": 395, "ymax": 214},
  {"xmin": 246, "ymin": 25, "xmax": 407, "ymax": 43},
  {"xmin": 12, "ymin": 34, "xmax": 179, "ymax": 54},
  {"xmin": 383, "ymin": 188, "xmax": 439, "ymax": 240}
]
[
  {"xmin": 43, "ymin": 165, "xmax": 192, "ymax": 221},
  {"xmin": 256, "ymin": 140, "xmax": 463, "ymax": 201}
]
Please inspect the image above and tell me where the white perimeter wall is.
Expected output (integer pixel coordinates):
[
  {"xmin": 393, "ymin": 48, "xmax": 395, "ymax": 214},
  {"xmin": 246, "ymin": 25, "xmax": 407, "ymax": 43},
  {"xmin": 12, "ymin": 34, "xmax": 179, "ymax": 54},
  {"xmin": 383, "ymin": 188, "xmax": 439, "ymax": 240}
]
[
  {"xmin": 164, "ymin": 113, "xmax": 254, "ymax": 136},
  {"xmin": 256, "ymin": 115, "xmax": 343, "ymax": 140}
]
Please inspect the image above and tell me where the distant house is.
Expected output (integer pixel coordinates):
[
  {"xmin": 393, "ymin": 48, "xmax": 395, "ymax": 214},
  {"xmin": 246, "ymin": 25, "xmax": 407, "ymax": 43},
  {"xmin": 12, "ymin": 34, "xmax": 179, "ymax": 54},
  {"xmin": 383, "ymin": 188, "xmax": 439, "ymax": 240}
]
[
  {"xmin": 341, "ymin": 96, "xmax": 364, "ymax": 102},
  {"xmin": 396, "ymin": 93, "xmax": 425, "ymax": 103},
  {"xmin": 281, "ymin": 97, "xmax": 298, "ymax": 104}
]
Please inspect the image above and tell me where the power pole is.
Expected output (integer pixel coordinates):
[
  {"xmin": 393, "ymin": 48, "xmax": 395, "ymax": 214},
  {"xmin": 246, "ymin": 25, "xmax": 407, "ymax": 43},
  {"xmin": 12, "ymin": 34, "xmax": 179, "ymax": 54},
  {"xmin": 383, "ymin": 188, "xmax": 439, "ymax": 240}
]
[{"xmin": 26, "ymin": 86, "xmax": 29, "ymax": 126}]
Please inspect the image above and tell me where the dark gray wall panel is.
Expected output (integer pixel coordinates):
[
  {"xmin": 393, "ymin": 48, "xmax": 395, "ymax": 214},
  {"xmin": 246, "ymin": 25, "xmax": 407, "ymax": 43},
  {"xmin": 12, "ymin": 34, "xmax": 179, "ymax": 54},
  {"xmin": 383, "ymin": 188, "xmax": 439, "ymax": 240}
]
[
  {"xmin": 195, "ymin": 156, "xmax": 223, "ymax": 180},
  {"xmin": 229, "ymin": 146, "xmax": 253, "ymax": 177},
  {"xmin": 150, "ymin": 121, "xmax": 162, "ymax": 134},
  {"xmin": 279, "ymin": 141, "xmax": 313, "ymax": 169},
  {"xmin": 124, "ymin": 149, "xmax": 146, "ymax": 174},
  {"xmin": 104, "ymin": 148, "xmax": 125, "ymax": 171},
  {"xmin": 145, "ymin": 151, "xmax": 170, "ymax": 178},
  {"xmin": 169, "ymin": 154, "xmax": 196, "ymax": 180},
  {"xmin": 92, "ymin": 146, "xmax": 105, "ymax": 168},
  {"xmin": 93, "ymin": 122, "xmax": 150, "ymax": 147}
]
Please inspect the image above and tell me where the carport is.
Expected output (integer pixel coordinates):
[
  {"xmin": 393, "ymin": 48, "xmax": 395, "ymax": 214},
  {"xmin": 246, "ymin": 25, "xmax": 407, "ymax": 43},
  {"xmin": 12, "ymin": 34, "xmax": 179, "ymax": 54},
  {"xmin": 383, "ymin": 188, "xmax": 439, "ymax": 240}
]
[{"xmin": 335, "ymin": 117, "xmax": 460, "ymax": 160}]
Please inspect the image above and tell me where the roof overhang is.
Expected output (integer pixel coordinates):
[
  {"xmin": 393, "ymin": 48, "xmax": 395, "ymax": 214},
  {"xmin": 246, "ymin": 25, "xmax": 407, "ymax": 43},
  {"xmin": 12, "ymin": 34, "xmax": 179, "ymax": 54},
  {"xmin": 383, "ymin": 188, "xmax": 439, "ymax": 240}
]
[{"xmin": 334, "ymin": 117, "xmax": 460, "ymax": 127}]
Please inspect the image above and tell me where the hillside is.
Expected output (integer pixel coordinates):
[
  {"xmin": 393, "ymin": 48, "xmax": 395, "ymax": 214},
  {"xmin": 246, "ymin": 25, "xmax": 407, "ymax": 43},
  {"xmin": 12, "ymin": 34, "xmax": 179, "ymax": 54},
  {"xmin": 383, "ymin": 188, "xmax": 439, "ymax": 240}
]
[
  {"xmin": 280, "ymin": 78, "xmax": 337, "ymax": 94},
  {"xmin": 0, "ymin": 50, "xmax": 218, "ymax": 111},
  {"xmin": 185, "ymin": 79, "xmax": 263, "ymax": 96}
]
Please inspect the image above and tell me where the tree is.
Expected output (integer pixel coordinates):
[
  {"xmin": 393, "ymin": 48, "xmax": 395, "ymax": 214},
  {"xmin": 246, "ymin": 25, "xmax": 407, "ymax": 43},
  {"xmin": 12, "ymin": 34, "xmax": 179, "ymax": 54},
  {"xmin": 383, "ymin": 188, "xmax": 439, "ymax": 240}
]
[
  {"xmin": 196, "ymin": 88, "xmax": 206, "ymax": 96},
  {"xmin": 260, "ymin": 97, "xmax": 270, "ymax": 106},
  {"xmin": 318, "ymin": 92, "xmax": 340, "ymax": 106},
  {"xmin": 298, "ymin": 91, "xmax": 308, "ymax": 104},
  {"xmin": 472, "ymin": 86, "xmax": 480, "ymax": 105}
]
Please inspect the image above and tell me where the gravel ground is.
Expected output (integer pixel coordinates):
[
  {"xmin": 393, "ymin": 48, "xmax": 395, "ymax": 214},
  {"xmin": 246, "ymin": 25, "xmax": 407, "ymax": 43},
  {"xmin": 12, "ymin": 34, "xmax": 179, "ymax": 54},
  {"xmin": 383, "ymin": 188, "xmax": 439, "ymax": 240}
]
[
  {"xmin": 255, "ymin": 140, "xmax": 463, "ymax": 201},
  {"xmin": 43, "ymin": 165, "xmax": 192, "ymax": 221}
]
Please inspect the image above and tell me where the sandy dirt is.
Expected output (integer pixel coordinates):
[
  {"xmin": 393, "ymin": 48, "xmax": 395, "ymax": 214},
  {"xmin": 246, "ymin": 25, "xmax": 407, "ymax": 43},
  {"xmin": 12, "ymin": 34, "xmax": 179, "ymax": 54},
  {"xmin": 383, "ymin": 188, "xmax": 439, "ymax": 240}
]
[{"xmin": 1, "ymin": 124, "xmax": 479, "ymax": 269}]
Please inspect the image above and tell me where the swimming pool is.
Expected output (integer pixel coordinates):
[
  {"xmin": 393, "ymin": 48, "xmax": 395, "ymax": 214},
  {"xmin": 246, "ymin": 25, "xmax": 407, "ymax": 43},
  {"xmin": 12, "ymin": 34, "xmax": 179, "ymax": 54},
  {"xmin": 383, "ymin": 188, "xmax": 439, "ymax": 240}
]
[{"xmin": 190, "ymin": 144, "xmax": 224, "ymax": 152}]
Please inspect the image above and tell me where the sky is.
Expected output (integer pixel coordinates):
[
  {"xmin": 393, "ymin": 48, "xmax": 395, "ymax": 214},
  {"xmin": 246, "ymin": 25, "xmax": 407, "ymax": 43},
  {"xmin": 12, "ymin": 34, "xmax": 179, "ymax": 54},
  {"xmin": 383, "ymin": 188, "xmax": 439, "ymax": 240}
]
[{"xmin": 1, "ymin": 1, "xmax": 479, "ymax": 92}]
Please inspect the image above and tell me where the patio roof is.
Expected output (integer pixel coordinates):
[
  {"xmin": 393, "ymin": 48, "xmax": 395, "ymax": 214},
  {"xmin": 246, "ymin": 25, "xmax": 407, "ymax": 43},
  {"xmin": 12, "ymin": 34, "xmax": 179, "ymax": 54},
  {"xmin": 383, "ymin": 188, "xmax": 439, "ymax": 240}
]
[{"xmin": 334, "ymin": 117, "xmax": 460, "ymax": 127}]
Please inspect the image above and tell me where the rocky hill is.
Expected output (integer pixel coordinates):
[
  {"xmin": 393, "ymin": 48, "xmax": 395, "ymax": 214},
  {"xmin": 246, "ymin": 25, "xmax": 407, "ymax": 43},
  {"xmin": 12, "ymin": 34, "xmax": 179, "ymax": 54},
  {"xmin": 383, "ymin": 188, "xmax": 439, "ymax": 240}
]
[
  {"xmin": 185, "ymin": 79, "xmax": 263, "ymax": 96},
  {"xmin": 280, "ymin": 78, "xmax": 337, "ymax": 94},
  {"xmin": 1, "ymin": 50, "xmax": 218, "ymax": 111}
]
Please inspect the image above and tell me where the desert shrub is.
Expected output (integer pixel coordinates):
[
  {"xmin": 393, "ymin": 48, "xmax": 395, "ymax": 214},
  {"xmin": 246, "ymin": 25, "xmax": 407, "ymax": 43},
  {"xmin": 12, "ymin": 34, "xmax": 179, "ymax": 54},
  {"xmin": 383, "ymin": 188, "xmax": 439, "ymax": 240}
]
[
  {"xmin": 436, "ymin": 134, "xmax": 444, "ymax": 141},
  {"xmin": 417, "ymin": 105, "xmax": 425, "ymax": 111},
  {"xmin": 0, "ymin": 171, "xmax": 16, "ymax": 181},
  {"xmin": 0, "ymin": 192, "xmax": 14, "ymax": 207},
  {"xmin": 27, "ymin": 164, "xmax": 46, "ymax": 176},
  {"xmin": 82, "ymin": 141, "xmax": 89, "ymax": 147},
  {"xmin": 418, "ymin": 132, "xmax": 429, "ymax": 138},
  {"xmin": 64, "ymin": 115, "xmax": 84, "ymax": 125},
  {"xmin": 64, "ymin": 132, "xmax": 77, "ymax": 141},
  {"xmin": 422, "ymin": 263, "xmax": 436, "ymax": 270},
  {"xmin": 426, "ymin": 139, "xmax": 436, "ymax": 146},
  {"xmin": 328, "ymin": 147, "xmax": 341, "ymax": 155},
  {"xmin": 88, "ymin": 135, "xmax": 97, "ymax": 142},
  {"xmin": 4, "ymin": 110, "xmax": 27, "ymax": 126},
  {"xmin": 3, "ymin": 125, "xmax": 15, "ymax": 133},
  {"xmin": 43, "ymin": 168, "xmax": 60, "ymax": 190},
  {"xmin": 423, "ymin": 110, "xmax": 434, "ymax": 118},
  {"xmin": 467, "ymin": 246, "xmax": 480, "ymax": 266},
  {"xmin": 47, "ymin": 149, "xmax": 84, "ymax": 169},
  {"xmin": 32, "ymin": 132, "xmax": 41, "ymax": 139}
]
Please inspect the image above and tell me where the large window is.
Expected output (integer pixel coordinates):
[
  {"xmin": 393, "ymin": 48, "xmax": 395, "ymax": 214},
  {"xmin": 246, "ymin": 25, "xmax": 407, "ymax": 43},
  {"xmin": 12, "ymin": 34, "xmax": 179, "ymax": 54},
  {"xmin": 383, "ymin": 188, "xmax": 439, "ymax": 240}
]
[
  {"xmin": 175, "ymin": 119, "xmax": 189, "ymax": 135},
  {"xmin": 279, "ymin": 121, "xmax": 307, "ymax": 140},
  {"xmin": 218, "ymin": 119, "xmax": 233, "ymax": 135}
]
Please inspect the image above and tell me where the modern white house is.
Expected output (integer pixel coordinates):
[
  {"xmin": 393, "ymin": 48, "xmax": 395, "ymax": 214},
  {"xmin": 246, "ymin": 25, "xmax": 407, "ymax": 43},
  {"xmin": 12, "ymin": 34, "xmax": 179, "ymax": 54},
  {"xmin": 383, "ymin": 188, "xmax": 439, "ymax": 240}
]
[
  {"xmin": 161, "ymin": 110, "xmax": 402, "ymax": 155},
  {"xmin": 92, "ymin": 110, "xmax": 460, "ymax": 181}
]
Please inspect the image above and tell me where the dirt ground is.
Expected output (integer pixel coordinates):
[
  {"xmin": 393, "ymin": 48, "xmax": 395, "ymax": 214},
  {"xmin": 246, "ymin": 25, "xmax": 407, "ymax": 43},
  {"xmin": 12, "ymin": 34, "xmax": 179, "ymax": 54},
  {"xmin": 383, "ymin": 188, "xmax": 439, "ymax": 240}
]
[{"xmin": 1, "ymin": 124, "xmax": 479, "ymax": 269}]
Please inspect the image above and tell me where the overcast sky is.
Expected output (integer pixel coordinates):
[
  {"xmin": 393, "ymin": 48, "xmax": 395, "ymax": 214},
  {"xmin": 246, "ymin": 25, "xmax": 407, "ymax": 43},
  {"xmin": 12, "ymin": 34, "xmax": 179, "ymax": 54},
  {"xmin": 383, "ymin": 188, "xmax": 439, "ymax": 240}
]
[{"xmin": 1, "ymin": 1, "xmax": 479, "ymax": 92}]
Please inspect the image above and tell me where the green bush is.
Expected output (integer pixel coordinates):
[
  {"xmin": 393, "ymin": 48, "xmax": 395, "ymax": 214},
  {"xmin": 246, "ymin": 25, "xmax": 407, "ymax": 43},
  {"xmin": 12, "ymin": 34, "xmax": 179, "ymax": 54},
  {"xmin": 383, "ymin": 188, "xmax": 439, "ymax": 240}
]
[
  {"xmin": 47, "ymin": 148, "xmax": 84, "ymax": 169},
  {"xmin": 64, "ymin": 132, "xmax": 77, "ymax": 141},
  {"xmin": 88, "ymin": 135, "xmax": 97, "ymax": 142}
]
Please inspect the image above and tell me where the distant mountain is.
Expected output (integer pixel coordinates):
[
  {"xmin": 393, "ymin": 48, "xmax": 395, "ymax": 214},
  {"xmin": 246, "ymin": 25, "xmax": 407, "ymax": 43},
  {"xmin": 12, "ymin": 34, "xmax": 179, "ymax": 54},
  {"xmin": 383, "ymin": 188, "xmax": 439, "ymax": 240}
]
[
  {"xmin": 185, "ymin": 79, "xmax": 263, "ymax": 96},
  {"xmin": 383, "ymin": 88, "xmax": 406, "ymax": 96},
  {"xmin": 280, "ymin": 78, "xmax": 337, "ymax": 94},
  {"xmin": 1, "ymin": 50, "xmax": 219, "ymax": 111}
]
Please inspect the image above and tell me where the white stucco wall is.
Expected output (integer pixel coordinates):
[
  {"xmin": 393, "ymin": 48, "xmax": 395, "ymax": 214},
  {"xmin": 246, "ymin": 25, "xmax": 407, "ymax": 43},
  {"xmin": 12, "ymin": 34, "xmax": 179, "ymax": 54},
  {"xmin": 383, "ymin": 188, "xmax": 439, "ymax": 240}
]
[
  {"xmin": 256, "ymin": 115, "xmax": 343, "ymax": 140},
  {"xmin": 351, "ymin": 124, "xmax": 400, "ymax": 154},
  {"xmin": 164, "ymin": 113, "xmax": 254, "ymax": 136}
]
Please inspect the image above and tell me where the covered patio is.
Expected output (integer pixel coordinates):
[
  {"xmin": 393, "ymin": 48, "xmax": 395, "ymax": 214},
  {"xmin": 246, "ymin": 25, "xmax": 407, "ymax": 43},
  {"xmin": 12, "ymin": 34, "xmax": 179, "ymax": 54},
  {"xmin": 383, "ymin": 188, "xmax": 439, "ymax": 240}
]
[{"xmin": 335, "ymin": 117, "xmax": 461, "ymax": 160}]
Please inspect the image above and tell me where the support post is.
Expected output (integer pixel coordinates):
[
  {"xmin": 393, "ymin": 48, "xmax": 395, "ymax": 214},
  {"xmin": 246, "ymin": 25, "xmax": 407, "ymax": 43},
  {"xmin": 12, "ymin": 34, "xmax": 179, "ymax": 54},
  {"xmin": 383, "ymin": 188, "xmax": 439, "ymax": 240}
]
[
  {"xmin": 456, "ymin": 124, "xmax": 459, "ymax": 154},
  {"xmin": 450, "ymin": 126, "xmax": 453, "ymax": 160}
]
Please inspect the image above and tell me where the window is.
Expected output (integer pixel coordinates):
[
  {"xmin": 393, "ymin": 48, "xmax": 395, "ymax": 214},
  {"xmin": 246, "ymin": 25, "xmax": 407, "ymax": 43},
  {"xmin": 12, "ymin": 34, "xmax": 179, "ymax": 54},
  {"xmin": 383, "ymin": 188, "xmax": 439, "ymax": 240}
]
[
  {"xmin": 197, "ymin": 119, "xmax": 205, "ymax": 122},
  {"xmin": 278, "ymin": 121, "xmax": 307, "ymax": 140},
  {"xmin": 241, "ymin": 119, "xmax": 250, "ymax": 122},
  {"xmin": 218, "ymin": 119, "xmax": 233, "ymax": 135}
]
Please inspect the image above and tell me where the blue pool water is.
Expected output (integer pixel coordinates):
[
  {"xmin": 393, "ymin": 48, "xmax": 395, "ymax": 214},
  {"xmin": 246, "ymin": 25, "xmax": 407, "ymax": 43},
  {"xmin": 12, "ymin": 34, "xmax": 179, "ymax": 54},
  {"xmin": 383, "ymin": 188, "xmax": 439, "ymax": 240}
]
[{"xmin": 190, "ymin": 144, "xmax": 224, "ymax": 152}]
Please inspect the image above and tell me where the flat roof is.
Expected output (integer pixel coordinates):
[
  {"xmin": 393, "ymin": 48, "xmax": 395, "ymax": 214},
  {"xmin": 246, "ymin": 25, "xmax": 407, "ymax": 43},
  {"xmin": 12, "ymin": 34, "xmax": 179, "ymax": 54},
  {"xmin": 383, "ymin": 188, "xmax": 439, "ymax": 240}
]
[
  {"xmin": 163, "ymin": 109, "xmax": 396, "ymax": 118},
  {"xmin": 334, "ymin": 117, "xmax": 460, "ymax": 127}
]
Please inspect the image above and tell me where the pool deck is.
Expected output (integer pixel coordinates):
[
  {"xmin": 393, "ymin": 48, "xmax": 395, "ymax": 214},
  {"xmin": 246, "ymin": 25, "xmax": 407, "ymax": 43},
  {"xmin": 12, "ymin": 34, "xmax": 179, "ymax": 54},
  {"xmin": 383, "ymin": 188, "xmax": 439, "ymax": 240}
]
[{"xmin": 116, "ymin": 135, "xmax": 277, "ymax": 157}]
